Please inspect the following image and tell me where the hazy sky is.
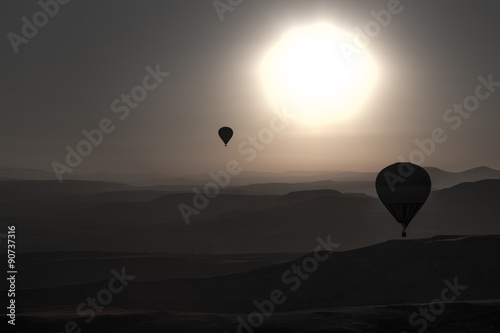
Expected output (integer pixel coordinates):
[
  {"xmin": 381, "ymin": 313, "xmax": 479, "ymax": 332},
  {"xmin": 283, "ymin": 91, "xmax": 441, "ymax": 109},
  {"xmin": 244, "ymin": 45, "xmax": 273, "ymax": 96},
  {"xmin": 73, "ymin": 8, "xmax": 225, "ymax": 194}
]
[{"xmin": 3, "ymin": 0, "xmax": 500, "ymax": 177}]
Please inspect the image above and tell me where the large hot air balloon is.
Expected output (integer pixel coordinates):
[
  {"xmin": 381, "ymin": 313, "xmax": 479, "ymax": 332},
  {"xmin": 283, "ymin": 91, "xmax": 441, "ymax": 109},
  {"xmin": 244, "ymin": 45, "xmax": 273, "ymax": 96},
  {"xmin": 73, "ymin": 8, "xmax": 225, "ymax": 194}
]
[
  {"xmin": 375, "ymin": 162, "xmax": 431, "ymax": 237},
  {"xmin": 218, "ymin": 127, "xmax": 233, "ymax": 146}
]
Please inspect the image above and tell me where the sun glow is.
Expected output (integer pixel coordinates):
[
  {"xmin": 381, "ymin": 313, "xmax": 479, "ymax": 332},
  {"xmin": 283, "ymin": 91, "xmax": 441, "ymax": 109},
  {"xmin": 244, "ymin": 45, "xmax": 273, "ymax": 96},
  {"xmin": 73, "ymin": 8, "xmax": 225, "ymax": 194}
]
[{"xmin": 261, "ymin": 23, "xmax": 378, "ymax": 125}]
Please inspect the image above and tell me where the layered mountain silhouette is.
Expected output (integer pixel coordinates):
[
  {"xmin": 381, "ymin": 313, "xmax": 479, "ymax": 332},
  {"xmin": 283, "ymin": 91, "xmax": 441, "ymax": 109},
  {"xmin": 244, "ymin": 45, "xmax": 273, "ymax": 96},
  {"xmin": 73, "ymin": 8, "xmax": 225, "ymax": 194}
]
[
  {"xmin": 2, "ymin": 165, "xmax": 500, "ymax": 188},
  {"xmin": 2, "ymin": 179, "xmax": 500, "ymax": 253},
  {"xmin": 1, "ymin": 169, "xmax": 499, "ymax": 332}
]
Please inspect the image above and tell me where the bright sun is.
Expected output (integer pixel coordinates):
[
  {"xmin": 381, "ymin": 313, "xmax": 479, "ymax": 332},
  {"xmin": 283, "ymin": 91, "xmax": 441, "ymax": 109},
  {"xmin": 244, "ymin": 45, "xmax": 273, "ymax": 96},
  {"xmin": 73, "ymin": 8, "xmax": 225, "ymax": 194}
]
[{"xmin": 261, "ymin": 23, "xmax": 378, "ymax": 125}]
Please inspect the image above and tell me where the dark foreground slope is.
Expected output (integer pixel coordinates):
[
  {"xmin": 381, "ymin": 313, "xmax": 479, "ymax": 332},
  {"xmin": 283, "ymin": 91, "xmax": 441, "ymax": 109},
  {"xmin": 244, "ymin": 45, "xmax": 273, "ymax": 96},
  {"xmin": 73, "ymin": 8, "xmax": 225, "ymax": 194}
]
[
  {"xmin": 11, "ymin": 301, "xmax": 500, "ymax": 333},
  {"xmin": 13, "ymin": 252, "xmax": 303, "ymax": 290},
  {"xmin": 8, "ymin": 235, "xmax": 500, "ymax": 307},
  {"xmin": 4, "ymin": 235, "xmax": 500, "ymax": 332}
]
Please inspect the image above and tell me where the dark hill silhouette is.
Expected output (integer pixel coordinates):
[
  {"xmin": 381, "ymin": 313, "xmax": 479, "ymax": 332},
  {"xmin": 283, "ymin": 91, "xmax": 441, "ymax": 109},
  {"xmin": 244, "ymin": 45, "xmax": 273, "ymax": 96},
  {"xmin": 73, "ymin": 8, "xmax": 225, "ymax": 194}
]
[
  {"xmin": 431, "ymin": 178, "xmax": 500, "ymax": 198},
  {"xmin": 417, "ymin": 179, "xmax": 500, "ymax": 234},
  {"xmin": 12, "ymin": 235, "xmax": 500, "ymax": 314},
  {"xmin": 231, "ymin": 180, "xmax": 376, "ymax": 196},
  {"xmin": 76, "ymin": 190, "xmax": 171, "ymax": 202},
  {"xmin": 425, "ymin": 166, "xmax": 500, "ymax": 189},
  {"xmin": 13, "ymin": 252, "xmax": 302, "ymax": 290},
  {"xmin": 3, "ymin": 180, "xmax": 500, "ymax": 253}
]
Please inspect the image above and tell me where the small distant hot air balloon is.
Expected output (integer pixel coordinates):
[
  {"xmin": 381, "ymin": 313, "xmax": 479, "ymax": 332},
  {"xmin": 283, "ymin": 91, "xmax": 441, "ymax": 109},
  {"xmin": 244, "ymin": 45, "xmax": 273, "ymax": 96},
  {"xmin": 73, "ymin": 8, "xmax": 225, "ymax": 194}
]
[
  {"xmin": 218, "ymin": 127, "xmax": 233, "ymax": 146},
  {"xmin": 376, "ymin": 162, "xmax": 431, "ymax": 237}
]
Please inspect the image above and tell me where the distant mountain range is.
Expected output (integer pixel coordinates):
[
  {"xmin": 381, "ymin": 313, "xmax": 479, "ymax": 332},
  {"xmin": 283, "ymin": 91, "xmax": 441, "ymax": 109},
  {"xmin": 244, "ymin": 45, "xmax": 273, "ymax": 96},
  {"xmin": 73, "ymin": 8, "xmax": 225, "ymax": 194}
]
[
  {"xmin": 1, "ymin": 166, "xmax": 500, "ymax": 189},
  {"xmin": 1, "ymin": 165, "xmax": 500, "ymax": 201},
  {"xmin": 2, "ymin": 178, "xmax": 499, "ymax": 253}
]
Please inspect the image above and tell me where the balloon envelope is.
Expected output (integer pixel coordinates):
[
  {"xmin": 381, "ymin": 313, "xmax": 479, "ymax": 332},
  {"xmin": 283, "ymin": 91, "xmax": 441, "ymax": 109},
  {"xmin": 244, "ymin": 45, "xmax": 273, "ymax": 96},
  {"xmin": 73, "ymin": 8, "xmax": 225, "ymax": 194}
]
[
  {"xmin": 218, "ymin": 127, "xmax": 233, "ymax": 146},
  {"xmin": 375, "ymin": 163, "xmax": 431, "ymax": 232}
]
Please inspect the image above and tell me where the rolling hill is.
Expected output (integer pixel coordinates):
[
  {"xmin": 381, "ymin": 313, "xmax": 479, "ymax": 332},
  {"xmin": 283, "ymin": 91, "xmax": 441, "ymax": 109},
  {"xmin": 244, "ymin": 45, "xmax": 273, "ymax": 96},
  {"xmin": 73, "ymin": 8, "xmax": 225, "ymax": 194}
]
[{"xmin": 10, "ymin": 235, "xmax": 500, "ymax": 314}]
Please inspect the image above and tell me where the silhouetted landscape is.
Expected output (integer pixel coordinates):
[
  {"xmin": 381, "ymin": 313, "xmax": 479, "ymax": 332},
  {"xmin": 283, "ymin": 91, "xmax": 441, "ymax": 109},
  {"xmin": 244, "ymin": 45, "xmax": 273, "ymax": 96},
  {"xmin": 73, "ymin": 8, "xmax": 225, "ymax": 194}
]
[
  {"xmin": 1, "ymin": 167, "xmax": 500, "ymax": 253},
  {"xmin": 1, "ymin": 166, "xmax": 500, "ymax": 332},
  {"xmin": 4, "ymin": 1, "xmax": 500, "ymax": 331}
]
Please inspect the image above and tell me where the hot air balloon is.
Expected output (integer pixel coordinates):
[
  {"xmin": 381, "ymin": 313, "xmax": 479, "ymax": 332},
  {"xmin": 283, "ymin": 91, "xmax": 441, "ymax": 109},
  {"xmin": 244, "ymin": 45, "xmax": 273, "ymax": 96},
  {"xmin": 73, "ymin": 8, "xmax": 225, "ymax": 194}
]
[
  {"xmin": 375, "ymin": 162, "xmax": 431, "ymax": 237},
  {"xmin": 218, "ymin": 127, "xmax": 233, "ymax": 146}
]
